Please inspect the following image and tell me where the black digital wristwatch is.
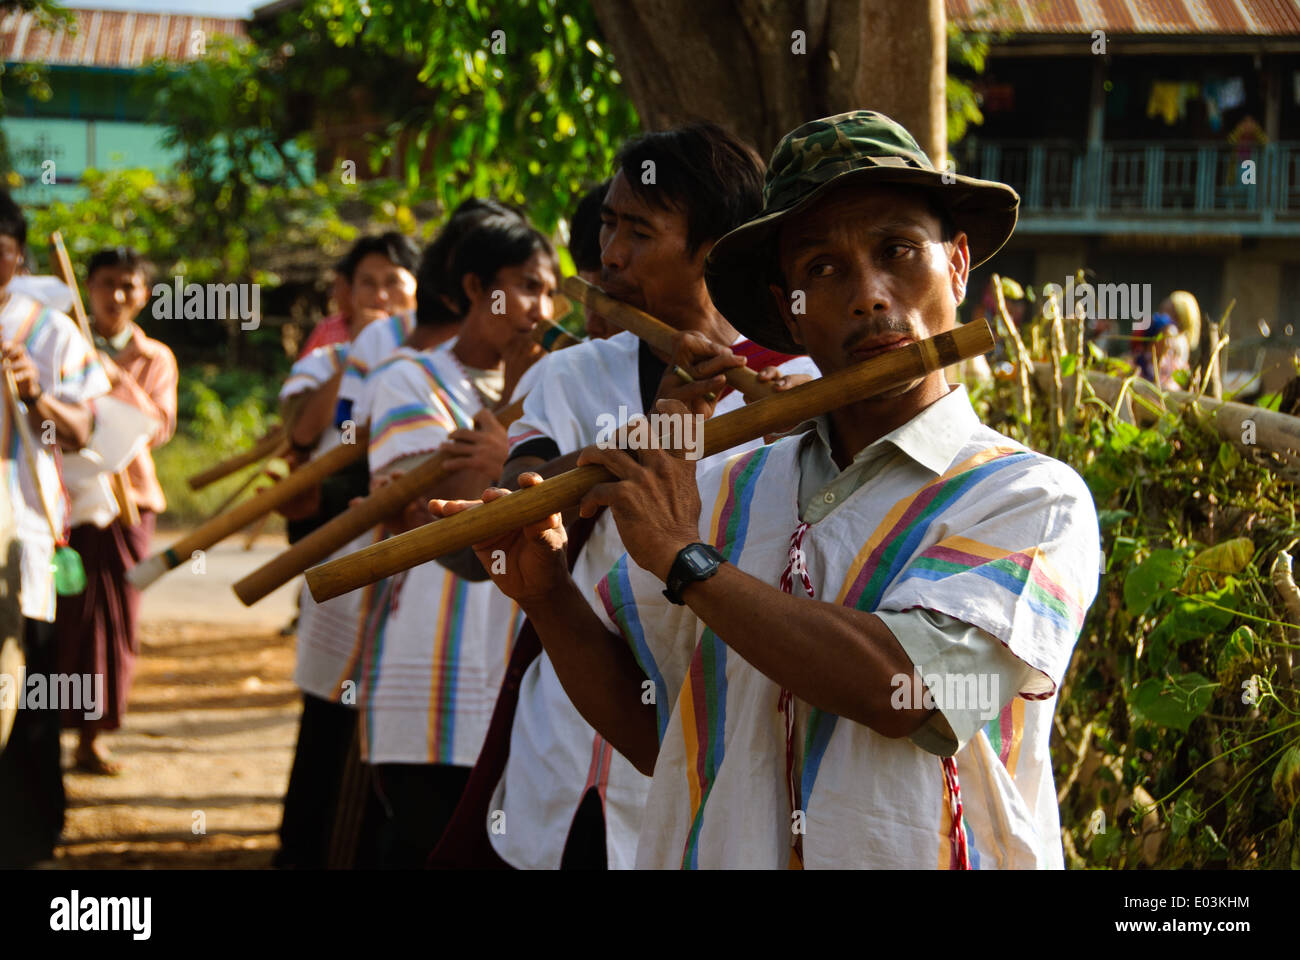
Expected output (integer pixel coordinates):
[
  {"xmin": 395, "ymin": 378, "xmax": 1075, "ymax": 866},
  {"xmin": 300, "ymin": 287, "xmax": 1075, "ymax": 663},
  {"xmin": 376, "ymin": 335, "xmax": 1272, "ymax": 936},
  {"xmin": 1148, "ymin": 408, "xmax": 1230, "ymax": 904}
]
[{"xmin": 663, "ymin": 543, "xmax": 726, "ymax": 605}]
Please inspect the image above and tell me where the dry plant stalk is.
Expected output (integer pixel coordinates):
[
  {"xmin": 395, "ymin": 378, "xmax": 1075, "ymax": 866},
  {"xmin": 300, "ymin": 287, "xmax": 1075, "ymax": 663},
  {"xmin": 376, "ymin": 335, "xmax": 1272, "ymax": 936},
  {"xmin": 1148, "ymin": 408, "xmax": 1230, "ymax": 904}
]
[
  {"xmin": 1195, "ymin": 300, "xmax": 1234, "ymax": 403},
  {"xmin": 1270, "ymin": 543, "xmax": 1300, "ymax": 687},
  {"xmin": 992, "ymin": 274, "xmax": 1032, "ymax": 424},
  {"xmin": 1047, "ymin": 290, "xmax": 1067, "ymax": 443},
  {"xmin": 1073, "ymin": 297, "xmax": 1087, "ymax": 413}
]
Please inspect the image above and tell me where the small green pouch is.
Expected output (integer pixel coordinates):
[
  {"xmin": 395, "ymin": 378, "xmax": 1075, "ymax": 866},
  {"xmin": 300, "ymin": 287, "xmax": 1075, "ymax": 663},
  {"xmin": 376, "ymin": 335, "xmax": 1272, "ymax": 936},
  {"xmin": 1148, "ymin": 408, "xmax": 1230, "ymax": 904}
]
[{"xmin": 52, "ymin": 545, "xmax": 86, "ymax": 596}]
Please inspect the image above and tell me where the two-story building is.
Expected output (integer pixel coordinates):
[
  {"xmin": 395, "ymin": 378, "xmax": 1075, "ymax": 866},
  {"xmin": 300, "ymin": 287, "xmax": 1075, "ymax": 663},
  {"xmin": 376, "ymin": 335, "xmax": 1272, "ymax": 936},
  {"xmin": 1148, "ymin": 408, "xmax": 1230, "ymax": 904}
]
[{"xmin": 948, "ymin": 0, "xmax": 1300, "ymax": 391}]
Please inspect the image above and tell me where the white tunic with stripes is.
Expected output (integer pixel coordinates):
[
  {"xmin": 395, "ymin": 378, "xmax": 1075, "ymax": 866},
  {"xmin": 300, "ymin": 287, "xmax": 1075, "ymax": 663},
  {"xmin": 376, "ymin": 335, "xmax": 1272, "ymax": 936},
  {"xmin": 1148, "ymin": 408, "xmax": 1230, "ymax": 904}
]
[
  {"xmin": 356, "ymin": 342, "xmax": 519, "ymax": 765},
  {"xmin": 595, "ymin": 386, "xmax": 1101, "ymax": 869},
  {"xmin": 492, "ymin": 330, "xmax": 819, "ymax": 869},
  {"xmin": 1, "ymin": 292, "xmax": 110, "ymax": 621}
]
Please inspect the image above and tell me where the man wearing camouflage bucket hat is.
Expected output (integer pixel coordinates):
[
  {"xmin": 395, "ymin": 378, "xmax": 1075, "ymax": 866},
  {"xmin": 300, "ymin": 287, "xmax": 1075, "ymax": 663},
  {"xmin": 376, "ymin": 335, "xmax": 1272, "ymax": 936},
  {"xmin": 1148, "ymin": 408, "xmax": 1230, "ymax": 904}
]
[{"xmin": 446, "ymin": 111, "xmax": 1102, "ymax": 868}]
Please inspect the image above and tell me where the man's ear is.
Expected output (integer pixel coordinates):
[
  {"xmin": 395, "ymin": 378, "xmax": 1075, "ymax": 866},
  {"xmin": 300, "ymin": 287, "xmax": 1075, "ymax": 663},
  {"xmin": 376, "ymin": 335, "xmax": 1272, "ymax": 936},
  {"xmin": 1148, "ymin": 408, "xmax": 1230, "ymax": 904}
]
[
  {"xmin": 770, "ymin": 282, "xmax": 805, "ymax": 348},
  {"xmin": 949, "ymin": 232, "xmax": 971, "ymax": 306}
]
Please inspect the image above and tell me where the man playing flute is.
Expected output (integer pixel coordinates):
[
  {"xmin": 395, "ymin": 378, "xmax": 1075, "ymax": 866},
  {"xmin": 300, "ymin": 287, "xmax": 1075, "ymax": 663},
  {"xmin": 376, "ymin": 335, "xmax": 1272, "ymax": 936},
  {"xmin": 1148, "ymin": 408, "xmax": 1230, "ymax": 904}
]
[
  {"xmin": 435, "ymin": 122, "xmax": 817, "ymax": 870},
  {"xmin": 353, "ymin": 210, "xmax": 559, "ymax": 867},
  {"xmin": 275, "ymin": 231, "xmax": 420, "ymax": 869},
  {"xmin": 437, "ymin": 112, "xmax": 1102, "ymax": 869}
]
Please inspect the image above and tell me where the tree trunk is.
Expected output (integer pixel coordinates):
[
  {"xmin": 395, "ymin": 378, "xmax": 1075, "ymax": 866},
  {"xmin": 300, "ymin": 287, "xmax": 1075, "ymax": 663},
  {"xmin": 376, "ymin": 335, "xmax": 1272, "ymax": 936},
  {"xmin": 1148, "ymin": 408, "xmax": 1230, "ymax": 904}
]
[{"xmin": 590, "ymin": 0, "xmax": 946, "ymax": 161}]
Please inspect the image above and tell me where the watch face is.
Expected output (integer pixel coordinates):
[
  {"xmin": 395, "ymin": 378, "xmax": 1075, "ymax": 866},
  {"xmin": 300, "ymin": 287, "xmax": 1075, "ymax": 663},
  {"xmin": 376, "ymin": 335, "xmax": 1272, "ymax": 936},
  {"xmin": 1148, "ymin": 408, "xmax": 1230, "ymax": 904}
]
[{"xmin": 683, "ymin": 544, "xmax": 712, "ymax": 574}]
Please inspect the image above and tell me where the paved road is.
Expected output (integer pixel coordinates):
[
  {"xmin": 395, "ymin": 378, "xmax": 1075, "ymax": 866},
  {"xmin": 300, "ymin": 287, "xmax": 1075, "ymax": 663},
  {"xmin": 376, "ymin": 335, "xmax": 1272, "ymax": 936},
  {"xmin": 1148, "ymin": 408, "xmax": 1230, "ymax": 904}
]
[{"xmin": 139, "ymin": 530, "xmax": 299, "ymax": 631}]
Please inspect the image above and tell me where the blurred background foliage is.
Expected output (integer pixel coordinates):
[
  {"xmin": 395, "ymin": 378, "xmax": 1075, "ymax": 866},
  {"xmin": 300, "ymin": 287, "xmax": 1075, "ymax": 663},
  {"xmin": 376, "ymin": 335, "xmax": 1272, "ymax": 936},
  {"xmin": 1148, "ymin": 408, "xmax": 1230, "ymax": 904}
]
[{"xmin": 970, "ymin": 285, "xmax": 1300, "ymax": 869}]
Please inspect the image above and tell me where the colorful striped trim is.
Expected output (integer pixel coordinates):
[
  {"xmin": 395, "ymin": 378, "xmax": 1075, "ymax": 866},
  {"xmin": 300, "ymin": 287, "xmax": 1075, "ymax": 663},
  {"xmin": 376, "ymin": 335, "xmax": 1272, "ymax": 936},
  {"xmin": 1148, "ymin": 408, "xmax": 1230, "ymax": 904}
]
[
  {"xmin": 427, "ymin": 575, "xmax": 469, "ymax": 763},
  {"xmin": 834, "ymin": 446, "xmax": 1032, "ymax": 611},
  {"xmin": 799, "ymin": 708, "xmax": 837, "ymax": 810},
  {"xmin": 583, "ymin": 736, "xmax": 614, "ymax": 806},
  {"xmin": 10, "ymin": 299, "xmax": 50, "ymax": 361},
  {"xmin": 899, "ymin": 534, "xmax": 1088, "ymax": 634},
  {"xmin": 508, "ymin": 427, "xmax": 545, "ymax": 449},
  {"xmin": 59, "ymin": 345, "xmax": 100, "ymax": 386},
  {"xmin": 781, "ymin": 445, "xmax": 1034, "ymax": 842},
  {"xmin": 408, "ymin": 354, "xmax": 476, "ymax": 431},
  {"xmin": 984, "ymin": 696, "xmax": 1026, "ymax": 779},
  {"xmin": 370, "ymin": 402, "xmax": 453, "ymax": 452},
  {"xmin": 679, "ymin": 633, "xmax": 728, "ymax": 870},
  {"xmin": 598, "ymin": 556, "xmax": 670, "ymax": 740},
  {"xmin": 678, "ymin": 446, "xmax": 771, "ymax": 868}
]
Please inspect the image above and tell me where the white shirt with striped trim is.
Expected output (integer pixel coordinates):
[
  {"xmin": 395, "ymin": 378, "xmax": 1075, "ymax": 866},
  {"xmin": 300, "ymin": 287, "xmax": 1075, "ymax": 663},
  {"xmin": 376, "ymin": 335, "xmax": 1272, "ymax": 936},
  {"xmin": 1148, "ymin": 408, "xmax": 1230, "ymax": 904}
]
[
  {"xmin": 594, "ymin": 383, "xmax": 1101, "ymax": 868},
  {"xmin": 1, "ymin": 292, "xmax": 110, "ymax": 621},
  {"xmin": 353, "ymin": 341, "xmax": 518, "ymax": 766},
  {"xmin": 491, "ymin": 329, "xmax": 819, "ymax": 869}
]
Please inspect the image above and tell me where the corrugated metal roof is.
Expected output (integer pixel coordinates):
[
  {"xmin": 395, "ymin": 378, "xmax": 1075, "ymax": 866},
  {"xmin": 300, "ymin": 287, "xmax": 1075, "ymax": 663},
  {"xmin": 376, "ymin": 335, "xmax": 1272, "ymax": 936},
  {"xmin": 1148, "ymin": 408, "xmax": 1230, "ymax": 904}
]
[
  {"xmin": 947, "ymin": 0, "xmax": 1300, "ymax": 34},
  {"xmin": 1, "ymin": 7, "xmax": 248, "ymax": 68}
]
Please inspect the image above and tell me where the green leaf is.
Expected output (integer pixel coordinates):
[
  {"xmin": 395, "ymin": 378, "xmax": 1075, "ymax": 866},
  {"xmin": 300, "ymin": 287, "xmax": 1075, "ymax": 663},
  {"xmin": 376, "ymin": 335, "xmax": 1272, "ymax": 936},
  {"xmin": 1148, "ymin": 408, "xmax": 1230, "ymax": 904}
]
[
  {"xmin": 1131, "ymin": 673, "xmax": 1215, "ymax": 731},
  {"xmin": 1216, "ymin": 625, "xmax": 1257, "ymax": 673},
  {"xmin": 1124, "ymin": 549, "xmax": 1185, "ymax": 617},
  {"xmin": 1096, "ymin": 508, "xmax": 1132, "ymax": 531},
  {"xmin": 1216, "ymin": 441, "xmax": 1241, "ymax": 472},
  {"xmin": 1148, "ymin": 588, "xmax": 1237, "ymax": 648},
  {"xmin": 1169, "ymin": 793, "xmax": 1198, "ymax": 839},
  {"xmin": 1108, "ymin": 420, "xmax": 1141, "ymax": 452},
  {"xmin": 1090, "ymin": 827, "xmax": 1122, "ymax": 860}
]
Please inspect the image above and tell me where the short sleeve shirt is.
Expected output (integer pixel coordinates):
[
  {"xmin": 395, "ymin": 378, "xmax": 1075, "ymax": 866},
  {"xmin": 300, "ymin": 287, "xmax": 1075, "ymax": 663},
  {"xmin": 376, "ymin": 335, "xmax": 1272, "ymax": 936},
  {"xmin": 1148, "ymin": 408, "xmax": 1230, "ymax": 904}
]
[
  {"xmin": 595, "ymin": 385, "xmax": 1101, "ymax": 869},
  {"xmin": 491, "ymin": 330, "xmax": 820, "ymax": 869},
  {"xmin": 1, "ymin": 292, "xmax": 110, "ymax": 620}
]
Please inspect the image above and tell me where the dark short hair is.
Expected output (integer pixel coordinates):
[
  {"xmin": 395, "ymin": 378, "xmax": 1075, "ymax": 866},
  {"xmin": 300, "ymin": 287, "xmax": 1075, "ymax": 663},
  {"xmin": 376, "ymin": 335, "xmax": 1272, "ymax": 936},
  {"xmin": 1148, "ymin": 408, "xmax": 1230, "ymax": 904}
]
[
  {"xmin": 413, "ymin": 199, "xmax": 524, "ymax": 328},
  {"xmin": 417, "ymin": 211, "xmax": 556, "ymax": 327},
  {"xmin": 0, "ymin": 191, "xmax": 27, "ymax": 248},
  {"xmin": 87, "ymin": 246, "xmax": 156, "ymax": 285},
  {"xmin": 335, "ymin": 231, "xmax": 420, "ymax": 283},
  {"xmin": 570, "ymin": 180, "xmax": 609, "ymax": 273},
  {"xmin": 614, "ymin": 122, "xmax": 765, "ymax": 256}
]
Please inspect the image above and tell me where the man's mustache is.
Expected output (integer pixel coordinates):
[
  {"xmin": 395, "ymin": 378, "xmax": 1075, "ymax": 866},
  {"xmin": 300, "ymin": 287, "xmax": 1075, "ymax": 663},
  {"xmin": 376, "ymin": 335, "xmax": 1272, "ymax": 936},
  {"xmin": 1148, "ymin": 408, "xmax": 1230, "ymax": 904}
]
[{"xmin": 843, "ymin": 318, "xmax": 916, "ymax": 352}]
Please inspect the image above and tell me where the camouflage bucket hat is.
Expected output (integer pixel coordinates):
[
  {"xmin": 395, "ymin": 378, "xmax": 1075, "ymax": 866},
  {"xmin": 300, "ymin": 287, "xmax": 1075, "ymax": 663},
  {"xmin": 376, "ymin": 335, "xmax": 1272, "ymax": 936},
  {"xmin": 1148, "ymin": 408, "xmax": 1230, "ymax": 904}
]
[{"xmin": 705, "ymin": 110, "xmax": 1020, "ymax": 355}]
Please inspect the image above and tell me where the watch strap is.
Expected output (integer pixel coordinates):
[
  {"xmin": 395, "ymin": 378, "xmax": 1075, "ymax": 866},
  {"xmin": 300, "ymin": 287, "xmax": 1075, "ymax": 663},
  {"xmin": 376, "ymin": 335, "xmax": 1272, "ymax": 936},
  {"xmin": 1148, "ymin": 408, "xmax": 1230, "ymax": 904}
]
[{"xmin": 663, "ymin": 542, "xmax": 725, "ymax": 605}]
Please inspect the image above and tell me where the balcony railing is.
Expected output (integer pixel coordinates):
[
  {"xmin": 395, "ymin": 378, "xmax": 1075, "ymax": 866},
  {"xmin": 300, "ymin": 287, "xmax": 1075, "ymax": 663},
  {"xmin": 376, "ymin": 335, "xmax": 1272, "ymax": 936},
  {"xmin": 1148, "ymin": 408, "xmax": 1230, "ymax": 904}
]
[{"xmin": 962, "ymin": 139, "xmax": 1300, "ymax": 235}]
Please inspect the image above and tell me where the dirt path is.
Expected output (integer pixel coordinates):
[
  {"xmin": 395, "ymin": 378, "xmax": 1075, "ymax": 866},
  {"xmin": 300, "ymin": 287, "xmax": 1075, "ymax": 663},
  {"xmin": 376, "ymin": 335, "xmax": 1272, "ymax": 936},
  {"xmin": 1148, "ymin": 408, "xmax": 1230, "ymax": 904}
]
[{"xmin": 55, "ymin": 533, "xmax": 303, "ymax": 869}]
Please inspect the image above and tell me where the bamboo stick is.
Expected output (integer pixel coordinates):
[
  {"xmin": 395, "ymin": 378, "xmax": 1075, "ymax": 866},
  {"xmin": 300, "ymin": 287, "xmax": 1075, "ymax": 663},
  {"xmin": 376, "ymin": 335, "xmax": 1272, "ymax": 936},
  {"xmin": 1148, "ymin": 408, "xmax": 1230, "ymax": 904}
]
[
  {"xmin": 49, "ymin": 231, "xmax": 140, "ymax": 526},
  {"xmin": 187, "ymin": 425, "xmax": 287, "ymax": 490},
  {"xmin": 305, "ymin": 320, "xmax": 994, "ymax": 602},
  {"xmin": 992, "ymin": 274, "xmax": 1032, "ymax": 424},
  {"xmin": 128, "ymin": 429, "xmax": 369, "ymax": 589},
  {"xmin": 1031, "ymin": 362, "xmax": 1300, "ymax": 464},
  {"xmin": 562, "ymin": 276, "xmax": 774, "ymax": 402},
  {"xmin": 231, "ymin": 320, "xmax": 581, "ymax": 606}
]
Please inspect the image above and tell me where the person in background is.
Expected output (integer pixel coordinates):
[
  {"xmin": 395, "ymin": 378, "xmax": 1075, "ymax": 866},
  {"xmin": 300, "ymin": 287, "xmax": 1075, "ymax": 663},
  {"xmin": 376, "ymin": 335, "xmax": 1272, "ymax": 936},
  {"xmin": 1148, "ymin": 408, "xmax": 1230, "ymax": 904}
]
[
  {"xmin": 54, "ymin": 247, "xmax": 178, "ymax": 776},
  {"xmin": 1131, "ymin": 312, "xmax": 1186, "ymax": 390},
  {"xmin": 273, "ymin": 231, "xmax": 419, "ymax": 870},
  {"xmin": 0, "ymin": 192, "xmax": 110, "ymax": 866},
  {"xmin": 297, "ymin": 270, "xmax": 353, "ymax": 358},
  {"xmin": 281, "ymin": 232, "xmax": 420, "ymax": 471},
  {"xmin": 353, "ymin": 211, "xmax": 558, "ymax": 867},
  {"xmin": 1160, "ymin": 290, "xmax": 1201, "ymax": 381}
]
